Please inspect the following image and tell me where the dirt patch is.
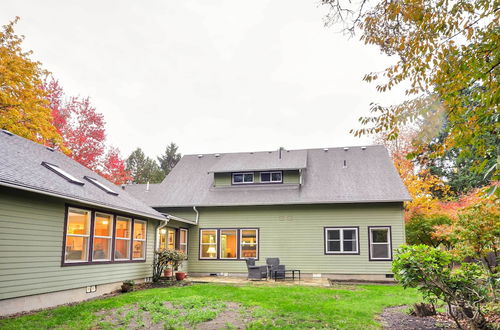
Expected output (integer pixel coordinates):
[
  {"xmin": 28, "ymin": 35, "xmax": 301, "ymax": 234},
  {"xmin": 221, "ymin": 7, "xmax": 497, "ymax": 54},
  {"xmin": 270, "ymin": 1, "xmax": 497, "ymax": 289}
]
[
  {"xmin": 379, "ymin": 306, "xmax": 456, "ymax": 330},
  {"xmin": 195, "ymin": 302, "xmax": 246, "ymax": 329}
]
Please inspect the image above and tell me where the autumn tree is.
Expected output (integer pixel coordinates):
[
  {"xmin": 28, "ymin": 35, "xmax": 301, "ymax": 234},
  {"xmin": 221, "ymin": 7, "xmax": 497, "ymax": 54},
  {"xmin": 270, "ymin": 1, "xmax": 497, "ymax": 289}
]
[
  {"xmin": 322, "ymin": 0, "xmax": 499, "ymax": 193},
  {"xmin": 157, "ymin": 142, "xmax": 181, "ymax": 176},
  {"xmin": 126, "ymin": 148, "xmax": 164, "ymax": 184},
  {"xmin": 0, "ymin": 18, "xmax": 63, "ymax": 147},
  {"xmin": 98, "ymin": 147, "xmax": 132, "ymax": 185}
]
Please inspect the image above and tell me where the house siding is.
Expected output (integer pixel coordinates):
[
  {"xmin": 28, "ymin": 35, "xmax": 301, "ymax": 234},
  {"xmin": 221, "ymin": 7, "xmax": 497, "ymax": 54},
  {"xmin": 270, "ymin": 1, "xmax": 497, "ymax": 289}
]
[
  {"xmin": 0, "ymin": 187, "xmax": 158, "ymax": 300},
  {"xmin": 213, "ymin": 170, "xmax": 300, "ymax": 186},
  {"xmin": 164, "ymin": 203, "xmax": 404, "ymax": 275}
]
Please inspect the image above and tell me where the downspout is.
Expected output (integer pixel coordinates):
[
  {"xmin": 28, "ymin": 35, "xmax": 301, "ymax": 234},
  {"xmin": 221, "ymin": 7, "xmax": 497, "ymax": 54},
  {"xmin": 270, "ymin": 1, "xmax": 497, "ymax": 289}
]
[
  {"xmin": 193, "ymin": 206, "xmax": 199, "ymax": 225},
  {"xmin": 156, "ymin": 218, "xmax": 169, "ymax": 250}
]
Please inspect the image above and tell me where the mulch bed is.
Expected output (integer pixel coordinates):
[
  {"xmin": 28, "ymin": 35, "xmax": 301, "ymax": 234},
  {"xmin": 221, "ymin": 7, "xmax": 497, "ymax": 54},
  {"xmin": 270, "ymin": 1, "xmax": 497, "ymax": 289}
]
[{"xmin": 379, "ymin": 306, "xmax": 457, "ymax": 330}]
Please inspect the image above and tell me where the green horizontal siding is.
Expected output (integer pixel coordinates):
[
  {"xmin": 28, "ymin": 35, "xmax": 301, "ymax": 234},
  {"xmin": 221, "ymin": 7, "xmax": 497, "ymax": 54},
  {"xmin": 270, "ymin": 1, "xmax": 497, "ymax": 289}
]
[
  {"xmin": 165, "ymin": 203, "xmax": 404, "ymax": 275},
  {"xmin": 214, "ymin": 170, "xmax": 300, "ymax": 187},
  {"xmin": 0, "ymin": 187, "xmax": 159, "ymax": 300}
]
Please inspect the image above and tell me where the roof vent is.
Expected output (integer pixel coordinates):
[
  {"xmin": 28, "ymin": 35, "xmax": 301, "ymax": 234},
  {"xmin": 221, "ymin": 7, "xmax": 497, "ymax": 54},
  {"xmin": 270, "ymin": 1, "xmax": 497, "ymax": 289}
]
[
  {"xmin": 46, "ymin": 146, "xmax": 55, "ymax": 152},
  {"xmin": 343, "ymin": 147, "xmax": 349, "ymax": 151},
  {"xmin": 214, "ymin": 153, "xmax": 220, "ymax": 158},
  {"xmin": 197, "ymin": 154, "xmax": 203, "ymax": 158},
  {"xmin": 361, "ymin": 146, "xmax": 367, "ymax": 150},
  {"xmin": 323, "ymin": 148, "xmax": 328, "ymax": 152},
  {"xmin": 2, "ymin": 129, "xmax": 13, "ymax": 136},
  {"xmin": 343, "ymin": 160, "xmax": 347, "ymax": 168}
]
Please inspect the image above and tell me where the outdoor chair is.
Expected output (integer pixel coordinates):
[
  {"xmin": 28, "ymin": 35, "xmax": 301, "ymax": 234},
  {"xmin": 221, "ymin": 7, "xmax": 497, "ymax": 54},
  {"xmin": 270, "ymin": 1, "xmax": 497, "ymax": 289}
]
[
  {"xmin": 266, "ymin": 257, "xmax": 286, "ymax": 279},
  {"xmin": 246, "ymin": 258, "xmax": 268, "ymax": 280}
]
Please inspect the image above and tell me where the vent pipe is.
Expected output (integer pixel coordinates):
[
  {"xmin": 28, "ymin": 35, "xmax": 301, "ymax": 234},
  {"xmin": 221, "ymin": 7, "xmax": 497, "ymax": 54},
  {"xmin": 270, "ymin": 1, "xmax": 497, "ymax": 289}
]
[{"xmin": 146, "ymin": 181, "xmax": 150, "ymax": 191}]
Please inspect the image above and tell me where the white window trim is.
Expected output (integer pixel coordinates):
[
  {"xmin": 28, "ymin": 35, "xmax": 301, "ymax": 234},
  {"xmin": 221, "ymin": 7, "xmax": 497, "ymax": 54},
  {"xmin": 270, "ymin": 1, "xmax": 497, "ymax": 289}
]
[
  {"xmin": 260, "ymin": 171, "xmax": 283, "ymax": 183},
  {"xmin": 199, "ymin": 229, "xmax": 218, "ymax": 259},
  {"xmin": 65, "ymin": 207, "xmax": 91, "ymax": 263},
  {"xmin": 92, "ymin": 212, "xmax": 114, "ymax": 261},
  {"xmin": 369, "ymin": 226, "xmax": 392, "ymax": 261},
  {"xmin": 324, "ymin": 227, "xmax": 359, "ymax": 254},
  {"xmin": 232, "ymin": 172, "xmax": 254, "ymax": 184},
  {"xmin": 179, "ymin": 228, "xmax": 188, "ymax": 254},
  {"xmin": 114, "ymin": 217, "xmax": 132, "ymax": 261},
  {"xmin": 132, "ymin": 220, "xmax": 147, "ymax": 260},
  {"xmin": 219, "ymin": 229, "xmax": 238, "ymax": 260},
  {"xmin": 239, "ymin": 229, "xmax": 259, "ymax": 259}
]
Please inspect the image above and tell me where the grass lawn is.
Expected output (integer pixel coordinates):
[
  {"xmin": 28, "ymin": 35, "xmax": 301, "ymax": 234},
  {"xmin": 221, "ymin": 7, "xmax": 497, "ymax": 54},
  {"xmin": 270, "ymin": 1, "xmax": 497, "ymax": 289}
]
[{"xmin": 0, "ymin": 283, "xmax": 421, "ymax": 329}]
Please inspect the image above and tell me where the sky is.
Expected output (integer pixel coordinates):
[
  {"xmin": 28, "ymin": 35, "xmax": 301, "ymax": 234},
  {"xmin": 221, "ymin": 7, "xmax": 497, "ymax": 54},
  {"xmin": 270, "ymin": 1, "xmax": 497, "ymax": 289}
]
[{"xmin": 2, "ymin": 0, "xmax": 406, "ymax": 157}]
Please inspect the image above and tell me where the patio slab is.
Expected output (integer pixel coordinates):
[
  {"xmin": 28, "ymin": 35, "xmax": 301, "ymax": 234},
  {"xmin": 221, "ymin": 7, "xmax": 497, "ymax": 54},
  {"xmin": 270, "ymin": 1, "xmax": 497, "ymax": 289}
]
[{"xmin": 185, "ymin": 275, "xmax": 331, "ymax": 287}]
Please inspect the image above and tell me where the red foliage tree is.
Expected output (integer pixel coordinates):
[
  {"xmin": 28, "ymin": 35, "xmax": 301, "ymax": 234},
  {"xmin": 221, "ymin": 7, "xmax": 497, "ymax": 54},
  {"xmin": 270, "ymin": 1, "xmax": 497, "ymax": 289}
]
[{"xmin": 98, "ymin": 147, "xmax": 132, "ymax": 185}]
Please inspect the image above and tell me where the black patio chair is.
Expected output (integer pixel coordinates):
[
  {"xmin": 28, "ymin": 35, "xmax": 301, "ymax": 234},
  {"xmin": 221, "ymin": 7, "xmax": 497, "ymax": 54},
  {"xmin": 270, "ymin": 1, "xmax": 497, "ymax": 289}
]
[
  {"xmin": 245, "ymin": 258, "xmax": 268, "ymax": 280},
  {"xmin": 266, "ymin": 257, "xmax": 286, "ymax": 279}
]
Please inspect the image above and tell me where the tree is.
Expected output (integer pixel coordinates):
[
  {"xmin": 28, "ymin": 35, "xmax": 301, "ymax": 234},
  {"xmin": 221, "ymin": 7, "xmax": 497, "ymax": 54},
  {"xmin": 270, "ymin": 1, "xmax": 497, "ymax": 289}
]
[
  {"xmin": 322, "ymin": 0, "xmax": 499, "ymax": 190},
  {"xmin": 0, "ymin": 18, "xmax": 63, "ymax": 148},
  {"xmin": 157, "ymin": 142, "xmax": 181, "ymax": 176},
  {"xmin": 126, "ymin": 148, "xmax": 164, "ymax": 184},
  {"xmin": 406, "ymin": 215, "xmax": 452, "ymax": 248},
  {"xmin": 98, "ymin": 147, "xmax": 132, "ymax": 185}
]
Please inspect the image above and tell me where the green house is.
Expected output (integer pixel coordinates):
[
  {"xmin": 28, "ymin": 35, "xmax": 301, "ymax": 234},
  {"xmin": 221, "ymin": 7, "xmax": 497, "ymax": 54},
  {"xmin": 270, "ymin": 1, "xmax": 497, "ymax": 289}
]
[{"xmin": 0, "ymin": 131, "xmax": 410, "ymax": 316}]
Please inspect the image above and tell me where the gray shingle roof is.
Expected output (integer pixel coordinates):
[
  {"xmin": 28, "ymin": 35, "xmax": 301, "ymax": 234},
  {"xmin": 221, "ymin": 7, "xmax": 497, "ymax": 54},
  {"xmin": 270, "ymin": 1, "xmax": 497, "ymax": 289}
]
[
  {"xmin": 0, "ymin": 131, "xmax": 165, "ymax": 220},
  {"xmin": 134, "ymin": 145, "xmax": 410, "ymax": 207}
]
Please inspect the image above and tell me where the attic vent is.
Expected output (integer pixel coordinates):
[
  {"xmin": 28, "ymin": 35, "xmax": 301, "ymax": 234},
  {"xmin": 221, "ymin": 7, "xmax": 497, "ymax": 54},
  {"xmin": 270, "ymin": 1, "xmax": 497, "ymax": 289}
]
[
  {"xmin": 323, "ymin": 148, "xmax": 328, "ymax": 152},
  {"xmin": 343, "ymin": 147, "xmax": 349, "ymax": 151},
  {"xmin": 361, "ymin": 146, "xmax": 367, "ymax": 150},
  {"xmin": 46, "ymin": 146, "xmax": 55, "ymax": 152},
  {"xmin": 214, "ymin": 153, "xmax": 220, "ymax": 158},
  {"xmin": 2, "ymin": 129, "xmax": 13, "ymax": 136},
  {"xmin": 197, "ymin": 154, "xmax": 203, "ymax": 158},
  {"xmin": 343, "ymin": 160, "xmax": 347, "ymax": 168}
]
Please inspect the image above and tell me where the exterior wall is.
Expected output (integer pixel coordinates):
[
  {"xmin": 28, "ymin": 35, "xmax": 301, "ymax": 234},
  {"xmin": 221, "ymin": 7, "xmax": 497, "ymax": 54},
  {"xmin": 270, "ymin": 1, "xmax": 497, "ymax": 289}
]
[
  {"xmin": 213, "ymin": 170, "xmax": 300, "ymax": 187},
  {"xmin": 0, "ymin": 187, "xmax": 158, "ymax": 301},
  {"xmin": 164, "ymin": 203, "xmax": 404, "ymax": 275}
]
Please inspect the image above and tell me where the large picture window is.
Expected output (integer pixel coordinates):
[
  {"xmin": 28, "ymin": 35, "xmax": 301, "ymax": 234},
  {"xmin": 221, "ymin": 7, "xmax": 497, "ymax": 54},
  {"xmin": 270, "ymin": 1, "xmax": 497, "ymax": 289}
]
[
  {"xmin": 220, "ymin": 229, "xmax": 237, "ymax": 259},
  {"xmin": 368, "ymin": 226, "xmax": 392, "ymax": 261},
  {"xmin": 240, "ymin": 229, "xmax": 258, "ymax": 259},
  {"xmin": 65, "ymin": 208, "xmax": 91, "ymax": 262},
  {"xmin": 200, "ymin": 229, "xmax": 217, "ymax": 259},
  {"xmin": 324, "ymin": 227, "xmax": 359, "ymax": 254},
  {"xmin": 92, "ymin": 213, "xmax": 113, "ymax": 261},
  {"xmin": 199, "ymin": 228, "xmax": 259, "ymax": 260},
  {"xmin": 132, "ymin": 220, "xmax": 147, "ymax": 260}
]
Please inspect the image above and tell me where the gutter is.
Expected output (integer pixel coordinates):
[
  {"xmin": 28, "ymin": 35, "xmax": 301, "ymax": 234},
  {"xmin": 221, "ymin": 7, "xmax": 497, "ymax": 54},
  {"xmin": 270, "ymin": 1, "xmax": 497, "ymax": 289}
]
[
  {"xmin": 161, "ymin": 213, "xmax": 197, "ymax": 225},
  {"xmin": 193, "ymin": 206, "xmax": 199, "ymax": 224}
]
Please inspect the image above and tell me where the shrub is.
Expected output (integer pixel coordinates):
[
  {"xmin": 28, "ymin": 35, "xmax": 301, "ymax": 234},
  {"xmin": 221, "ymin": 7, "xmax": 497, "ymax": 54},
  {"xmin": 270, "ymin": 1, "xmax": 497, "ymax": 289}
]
[{"xmin": 152, "ymin": 249, "xmax": 187, "ymax": 282}]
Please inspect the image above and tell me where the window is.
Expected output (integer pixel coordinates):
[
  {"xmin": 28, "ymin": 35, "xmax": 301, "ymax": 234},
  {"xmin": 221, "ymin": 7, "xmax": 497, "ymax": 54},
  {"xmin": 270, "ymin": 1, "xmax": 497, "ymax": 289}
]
[
  {"xmin": 232, "ymin": 172, "xmax": 254, "ymax": 184},
  {"xmin": 369, "ymin": 227, "xmax": 392, "ymax": 260},
  {"xmin": 167, "ymin": 229, "xmax": 176, "ymax": 249},
  {"xmin": 84, "ymin": 176, "xmax": 118, "ymax": 195},
  {"xmin": 324, "ymin": 227, "xmax": 359, "ymax": 254},
  {"xmin": 65, "ymin": 208, "xmax": 91, "ymax": 262},
  {"xmin": 200, "ymin": 230, "xmax": 217, "ymax": 259},
  {"xmin": 92, "ymin": 213, "xmax": 113, "ymax": 261},
  {"xmin": 220, "ymin": 229, "xmax": 237, "ymax": 259},
  {"xmin": 132, "ymin": 220, "xmax": 147, "ymax": 260},
  {"xmin": 260, "ymin": 171, "xmax": 283, "ymax": 183},
  {"xmin": 114, "ymin": 216, "xmax": 131, "ymax": 260},
  {"xmin": 179, "ymin": 228, "xmax": 188, "ymax": 254},
  {"xmin": 240, "ymin": 229, "xmax": 258, "ymax": 259},
  {"xmin": 159, "ymin": 228, "xmax": 167, "ymax": 250},
  {"xmin": 42, "ymin": 162, "xmax": 84, "ymax": 185}
]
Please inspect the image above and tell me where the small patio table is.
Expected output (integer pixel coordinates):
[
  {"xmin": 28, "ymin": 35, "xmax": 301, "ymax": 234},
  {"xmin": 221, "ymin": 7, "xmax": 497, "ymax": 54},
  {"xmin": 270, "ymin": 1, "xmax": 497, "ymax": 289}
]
[{"xmin": 274, "ymin": 269, "xmax": 300, "ymax": 282}]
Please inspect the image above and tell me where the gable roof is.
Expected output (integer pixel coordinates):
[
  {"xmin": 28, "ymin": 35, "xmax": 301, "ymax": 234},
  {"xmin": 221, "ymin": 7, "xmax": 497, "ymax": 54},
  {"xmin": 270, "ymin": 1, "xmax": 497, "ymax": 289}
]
[
  {"xmin": 133, "ymin": 145, "xmax": 410, "ymax": 208},
  {"xmin": 0, "ymin": 131, "xmax": 165, "ymax": 220}
]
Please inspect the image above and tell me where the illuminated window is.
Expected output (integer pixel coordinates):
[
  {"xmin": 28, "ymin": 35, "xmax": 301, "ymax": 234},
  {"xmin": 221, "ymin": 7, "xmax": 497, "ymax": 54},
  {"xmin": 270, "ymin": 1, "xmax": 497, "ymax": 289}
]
[
  {"xmin": 132, "ymin": 220, "xmax": 147, "ymax": 260},
  {"xmin": 92, "ymin": 213, "xmax": 113, "ymax": 261},
  {"xmin": 240, "ymin": 229, "xmax": 258, "ymax": 259},
  {"xmin": 324, "ymin": 227, "xmax": 359, "ymax": 254},
  {"xmin": 179, "ymin": 228, "xmax": 188, "ymax": 254},
  {"xmin": 200, "ymin": 230, "xmax": 217, "ymax": 259},
  {"xmin": 114, "ymin": 217, "xmax": 131, "ymax": 260},
  {"xmin": 369, "ymin": 227, "xmax": 392, "ymax": 260},
  {"xmin": 65, "ymin": 208, "xmax": 91, "ymax": 262},
  {"xmin": 220, "ymin": 229, "xmax": 237, "ymax": 259},
  {"xmin": 167, "ymin": 229, "xmax": 176, "ymax": 250}
]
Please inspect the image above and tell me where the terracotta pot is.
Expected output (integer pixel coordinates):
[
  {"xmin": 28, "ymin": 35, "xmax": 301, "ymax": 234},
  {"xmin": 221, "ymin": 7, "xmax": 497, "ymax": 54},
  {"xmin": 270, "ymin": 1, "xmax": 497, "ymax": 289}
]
[
  {"xmin": 175, "ymin": 272, "xmax": 186, "ymax": 281},
  {"xmin": 164, "ymin": 268, "xmax": 173, "ymax": 277}
]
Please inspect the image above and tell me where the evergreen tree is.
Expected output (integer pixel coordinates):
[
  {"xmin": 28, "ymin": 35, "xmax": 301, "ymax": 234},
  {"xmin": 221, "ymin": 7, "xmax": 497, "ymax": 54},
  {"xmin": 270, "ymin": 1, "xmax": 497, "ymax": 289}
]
[
  {"xmin": 157, "ymin": 142, "xmax": 181, "ymax": 176},
  {"xmin": 126, "ymin": 148, "xmax": 164, "ymax": 184}
]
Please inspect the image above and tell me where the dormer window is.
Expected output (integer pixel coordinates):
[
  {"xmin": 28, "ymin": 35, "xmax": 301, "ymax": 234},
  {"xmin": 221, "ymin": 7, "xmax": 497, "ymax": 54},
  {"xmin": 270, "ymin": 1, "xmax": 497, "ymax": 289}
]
[
  {"xmin": 232, "ymin": 172, "xmax": 254, "ymax": 184},
  {"xmin": 260, "ymin": 171, "xmax": 282, "ymax": 183}
]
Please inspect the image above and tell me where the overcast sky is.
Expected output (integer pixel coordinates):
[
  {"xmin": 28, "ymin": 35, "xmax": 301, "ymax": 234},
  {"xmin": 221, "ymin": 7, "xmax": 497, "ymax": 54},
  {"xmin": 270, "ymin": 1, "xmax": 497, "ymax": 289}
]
[{"xmin": 2, "ymin": 1, "xmax": 405, "ymax": 157}]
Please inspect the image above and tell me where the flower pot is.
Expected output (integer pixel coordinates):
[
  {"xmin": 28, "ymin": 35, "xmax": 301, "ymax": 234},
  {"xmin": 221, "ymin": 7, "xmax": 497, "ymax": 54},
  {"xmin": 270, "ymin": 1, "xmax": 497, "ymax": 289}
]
[
  {"xmin": 175, "ymin": 272, "xmax": 186, "ymax": 281},
  {"xmin": 164, "ymin": 268, "xmax": 173, "ymax": 277},
  {"xmin": 121, "ymin": 284, "xmax": 133, "ymax": 293}
]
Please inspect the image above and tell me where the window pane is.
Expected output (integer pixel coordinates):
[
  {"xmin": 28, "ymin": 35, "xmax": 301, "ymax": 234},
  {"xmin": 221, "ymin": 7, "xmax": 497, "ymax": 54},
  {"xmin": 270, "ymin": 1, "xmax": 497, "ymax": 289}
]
[
  {"xmin": 201, "ymin": 244, "xmax": 217, "ymax": 258},
  {"xmin": 115, "ymin": 217, "xmax": 131, "ymax": 238},
  {"xmin": 328, "ymin": 230, "xmax": 340, "ymax": 240},
  {"xmin": 261, "ymin": 172, "xmax": 271, "ymax": 182},
  {"xmin": 343, "ymin": 240, "xmax": 355, "ymax": 252},
  {"xmin": 168, "ymin": 229, "xmax": 175, "ymax": 249},
  {"xmin": 243, "ymin": 173, "xmax": 253, "ymax": 182},
  {"xmin": 328, "ymin": 240, "xmax": 340, "ymax": 252},
  {"xmin": 372, "ymin": 229, "xmax": 388, "ymax": 243},
  {"xmin": 271, "ymin": 172, "xmax": 282, "ymax": 182},
  {"xmin": 114, "ymin": 239, "xmax": 130, "ymax": 259},
  {"xmin": 94, "ymin": 213, "xmax": 112, "ymax": 237},
  {"xmin": 159, "ymin": 228, "xmax": 167, "ymax": 250},
  {"xmin": 180, "ymin": 244, "xmax": 187, "ymax": 254},
  {"xmin": 65, "ymin": 236, "xmax": 88, "ymax": 261},
  {"xmin": 241, "ymin": 229, "xmax": 257, "ymax": 258},
  {"xmin": 220, "ymin": 230, "xmax": 237, "ymax": 258},
  {"xmin": 343, "ymin": 229, "xmax": 355, "ymax": 240},
  {"xmin": 134, "ymin": 221, "xmax": 146, "ymax": 240},
  {"xmin": 67, "ymin": 209, "xmax": 90, "ymax": 235},
  {"xmin": 372, "ymin": 244, "xmax": 389, "ymax": 259},
  {"xmin": 93, "ymin": 237, "xmax": 111, "ymax": 260},
  {"xmin": 133, "ymin": 241, "xmax": 145, "ymax": 259},
  {"xmin": 180, "ymin": 229, "xmax": 187, "ymax": 244},
  {"xmin": 233, "ymin": 174, "xmax": 243, "ymax": 183},
  {"xmin": 201, "ymin": 230, "xmax": 217, "ymax": 244}
]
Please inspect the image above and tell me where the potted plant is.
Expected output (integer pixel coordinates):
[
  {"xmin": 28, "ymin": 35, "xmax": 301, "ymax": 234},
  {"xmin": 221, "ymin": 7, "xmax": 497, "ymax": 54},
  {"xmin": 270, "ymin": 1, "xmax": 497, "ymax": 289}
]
[
  {"xmin": 121, "ymin": 280, "xmax": 135, "ymax": 292},
  {"xmin": 170, "ymin": 250, "xmax": 187, "ymax": 280},
  {"xmin": 154, "ymin": 249, "xmax": 187, "ymax": 280}
]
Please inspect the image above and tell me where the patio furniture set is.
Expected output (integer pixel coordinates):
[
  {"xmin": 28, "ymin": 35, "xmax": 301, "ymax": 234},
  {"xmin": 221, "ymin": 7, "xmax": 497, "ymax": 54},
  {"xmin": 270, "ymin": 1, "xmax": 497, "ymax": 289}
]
[{"xmin": 246, "ymin": 257, "xmax": 301, "ymax": 281}]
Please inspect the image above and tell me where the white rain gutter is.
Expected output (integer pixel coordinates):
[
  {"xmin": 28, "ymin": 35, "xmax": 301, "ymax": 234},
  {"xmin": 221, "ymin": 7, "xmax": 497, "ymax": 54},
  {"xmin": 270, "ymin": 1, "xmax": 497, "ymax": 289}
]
[{"xmin": 193, "ymin": 206, "xmax": 199, "ymax": 224}]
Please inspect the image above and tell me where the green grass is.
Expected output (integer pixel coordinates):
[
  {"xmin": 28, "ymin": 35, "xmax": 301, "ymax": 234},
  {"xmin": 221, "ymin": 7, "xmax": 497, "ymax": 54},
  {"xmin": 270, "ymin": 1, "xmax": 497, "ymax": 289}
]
[{"xmin": 0, "ymin": 283, "xmax": 421, "ymax": 329}]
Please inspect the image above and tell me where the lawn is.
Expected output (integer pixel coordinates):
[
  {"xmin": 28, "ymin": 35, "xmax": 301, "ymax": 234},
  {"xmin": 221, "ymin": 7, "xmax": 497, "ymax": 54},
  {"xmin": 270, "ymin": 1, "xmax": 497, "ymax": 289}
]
[{"xmin": 0, "ymin": 283, "xmax": 421, "ymax": 329}]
